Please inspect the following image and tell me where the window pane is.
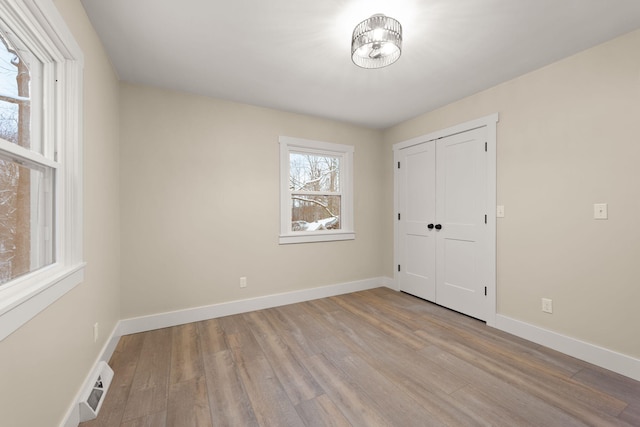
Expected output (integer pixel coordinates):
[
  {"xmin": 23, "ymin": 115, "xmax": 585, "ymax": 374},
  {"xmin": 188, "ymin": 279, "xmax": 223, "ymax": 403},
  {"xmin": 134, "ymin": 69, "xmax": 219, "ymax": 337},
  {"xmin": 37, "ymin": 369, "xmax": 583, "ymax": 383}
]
[
  {"xmin": 0, "ymin": 31, "xmax": 36, "ymax": 152},
  {"xmin": 0, "ymin": 157, "xmax": 53, "ymax": 285},
  {"xmin": 290, "ymin": 152, "xmax": 340, "ymax": 192},
  {"xmin": 0, "ymin": 100, "xmax": 18, "ymax": 143},
  {"xmin": 291, "ymin": 195, "xmax": 341, "ymax": 231}
]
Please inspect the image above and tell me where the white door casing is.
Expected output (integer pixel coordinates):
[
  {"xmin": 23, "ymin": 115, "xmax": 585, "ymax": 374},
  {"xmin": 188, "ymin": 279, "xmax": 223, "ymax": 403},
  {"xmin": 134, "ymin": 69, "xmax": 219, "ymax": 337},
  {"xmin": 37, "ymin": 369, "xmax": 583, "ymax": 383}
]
[{"xmin": 393, "ymin": 114, "xmax": 498, "ymax": 325}]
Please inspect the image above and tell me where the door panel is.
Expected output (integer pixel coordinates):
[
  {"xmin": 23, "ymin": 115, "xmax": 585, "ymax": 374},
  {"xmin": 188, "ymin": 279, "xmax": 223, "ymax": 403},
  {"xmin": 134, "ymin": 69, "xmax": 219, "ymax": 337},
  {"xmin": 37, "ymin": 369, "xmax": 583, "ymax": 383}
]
[
  {"xmin": 397, "ymin": 142, "xmax": 435, "ymax": 301},
  {"xmin": 436, "ymin": 127, "xmax": 487, "ymax": 320},
  {"xmin": 443, "ymin": 140, "xmax": 477, "ymax": 224}
]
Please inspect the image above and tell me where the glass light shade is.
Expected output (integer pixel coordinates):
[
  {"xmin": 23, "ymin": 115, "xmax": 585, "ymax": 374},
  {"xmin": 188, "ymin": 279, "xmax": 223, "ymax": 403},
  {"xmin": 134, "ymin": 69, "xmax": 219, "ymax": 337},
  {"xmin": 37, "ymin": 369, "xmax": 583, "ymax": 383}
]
[{"xmin": 351, "ymin": 14, "xmax": 402, "ymax": 69}]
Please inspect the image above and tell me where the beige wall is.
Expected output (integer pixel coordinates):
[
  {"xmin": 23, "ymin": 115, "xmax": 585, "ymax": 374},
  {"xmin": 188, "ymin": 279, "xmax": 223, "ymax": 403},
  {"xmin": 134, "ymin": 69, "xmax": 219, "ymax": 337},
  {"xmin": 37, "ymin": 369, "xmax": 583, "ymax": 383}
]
[
  {"xmin": 383, "ymin": 29, "xmax": 640, "ymax": 359},
  {"xmin": 119, "ymin": 84, "xmax": 385, "ymax": 318},
  {"xmin": 0, "ymin": 1, "xmax": 121, "ymax": 426},
  {"xmin": 2, "ymin": 3, "xmax": 639, "ymax": 424}
]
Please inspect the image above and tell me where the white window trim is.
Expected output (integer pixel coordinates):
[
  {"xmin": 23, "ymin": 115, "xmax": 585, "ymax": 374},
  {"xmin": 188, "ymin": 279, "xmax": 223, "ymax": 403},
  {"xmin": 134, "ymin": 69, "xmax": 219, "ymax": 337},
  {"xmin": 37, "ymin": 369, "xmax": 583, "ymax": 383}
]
[
  {"xmin": 0, "ymin": 0, "xmax": 84, "ymax": 341},
  {"xmin": 279, "ymin": 136, "xmax": 355, "ymax": 244}
]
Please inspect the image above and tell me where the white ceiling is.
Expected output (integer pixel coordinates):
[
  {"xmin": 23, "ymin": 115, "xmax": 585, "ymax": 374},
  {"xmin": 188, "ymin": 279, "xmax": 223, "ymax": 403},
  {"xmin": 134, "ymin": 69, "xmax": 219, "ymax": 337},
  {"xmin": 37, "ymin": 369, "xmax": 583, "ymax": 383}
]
[{"xmin": 81, "ymin": 0, "xmax": 640, "ymax": 129}]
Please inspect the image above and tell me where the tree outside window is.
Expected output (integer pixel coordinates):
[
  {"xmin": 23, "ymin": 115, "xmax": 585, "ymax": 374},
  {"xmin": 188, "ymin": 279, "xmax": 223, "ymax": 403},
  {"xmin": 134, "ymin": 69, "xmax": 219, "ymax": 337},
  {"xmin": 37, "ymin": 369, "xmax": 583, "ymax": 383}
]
[
  {"xmin": 0, "ymin": 0, "xmax": 84, "ymax": 342},
  {"xmin": 279, "ymin": 136, "xmax": 354, "ymax": 244},
  {"xmin": 0, "ymin": 32, "xmax": 33, "ymax": 285},
  {"xmin": 290, "ymin": 152, "xmax": 341, "ymax": 231}
]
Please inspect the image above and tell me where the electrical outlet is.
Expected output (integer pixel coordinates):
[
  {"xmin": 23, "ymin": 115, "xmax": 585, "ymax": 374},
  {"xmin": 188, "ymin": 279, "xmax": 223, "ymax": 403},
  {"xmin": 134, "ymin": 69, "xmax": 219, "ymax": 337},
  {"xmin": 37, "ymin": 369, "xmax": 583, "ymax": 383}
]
[
  {"xmin": 541, "ymin": 298, "xmax": 553, "ymax": 314},
  {"xmin": 93, "ymin": 323, "xmax": 99, "ymax": 343},
  {"xmin": 240, "ymin": 276, "xmax": 247, "ymax": 288},
  {"xmin": 593, "ymin": 203, "xmax": 608, "ymax": 220}
]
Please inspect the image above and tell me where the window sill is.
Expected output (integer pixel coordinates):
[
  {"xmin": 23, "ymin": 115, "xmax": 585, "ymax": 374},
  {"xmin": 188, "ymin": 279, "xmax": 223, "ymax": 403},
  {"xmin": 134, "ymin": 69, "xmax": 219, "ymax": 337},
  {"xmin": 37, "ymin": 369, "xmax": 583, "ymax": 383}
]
[
  {"xmin": 279, "ymin": 232, "xmax": 355, "ymax": 245},
  {"xmin": 0, "ymin": 262, "xmax": 86, "ymax": 341}
]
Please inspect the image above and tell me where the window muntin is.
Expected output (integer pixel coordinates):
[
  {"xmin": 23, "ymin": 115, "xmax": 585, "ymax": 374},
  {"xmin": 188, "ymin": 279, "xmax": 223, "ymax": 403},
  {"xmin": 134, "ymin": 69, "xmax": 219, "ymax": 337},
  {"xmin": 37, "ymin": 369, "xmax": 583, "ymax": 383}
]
[{"xmin": 280, "ymin": 136, "xmax": 354, "ymax": 244}]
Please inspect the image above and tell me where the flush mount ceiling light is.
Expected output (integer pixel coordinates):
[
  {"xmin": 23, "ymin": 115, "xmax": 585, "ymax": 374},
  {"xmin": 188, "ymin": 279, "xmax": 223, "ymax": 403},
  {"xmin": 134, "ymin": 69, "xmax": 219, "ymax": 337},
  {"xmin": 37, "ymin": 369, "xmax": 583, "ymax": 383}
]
[{"xmin": 351, "ymin": 14, "xmax": 402, "ymax": 69}]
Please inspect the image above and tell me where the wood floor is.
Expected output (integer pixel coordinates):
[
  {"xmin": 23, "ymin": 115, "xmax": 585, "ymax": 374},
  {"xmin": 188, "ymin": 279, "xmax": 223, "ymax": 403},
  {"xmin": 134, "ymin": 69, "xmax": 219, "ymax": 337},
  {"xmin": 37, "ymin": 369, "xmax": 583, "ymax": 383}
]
[{"xmin": 80, "ymin": 288, "xmax": 640, "ymax": 426}]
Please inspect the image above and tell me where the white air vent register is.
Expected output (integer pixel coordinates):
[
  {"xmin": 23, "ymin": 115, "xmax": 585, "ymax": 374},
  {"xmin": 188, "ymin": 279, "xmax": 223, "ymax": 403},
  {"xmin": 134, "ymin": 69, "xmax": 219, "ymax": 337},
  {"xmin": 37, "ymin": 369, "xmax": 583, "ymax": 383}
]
[{"xmin": 78, "ymin": 361, "xmax": 114, "ymax": 422}]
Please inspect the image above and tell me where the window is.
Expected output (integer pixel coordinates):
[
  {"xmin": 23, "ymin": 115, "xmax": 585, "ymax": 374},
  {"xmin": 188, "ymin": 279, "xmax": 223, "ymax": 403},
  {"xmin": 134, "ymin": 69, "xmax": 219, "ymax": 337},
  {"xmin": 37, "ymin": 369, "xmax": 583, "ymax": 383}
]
[
  {"xmin": 0, "ymin": 0, "xmax": 84, "ymax": 341},
  {"xmin": 279, "ymin": 136, "xmax": 354, "ymax": 244},
  {"xmin": 0, "ymin": 24, "xmax": 51, "ymax": 285}
]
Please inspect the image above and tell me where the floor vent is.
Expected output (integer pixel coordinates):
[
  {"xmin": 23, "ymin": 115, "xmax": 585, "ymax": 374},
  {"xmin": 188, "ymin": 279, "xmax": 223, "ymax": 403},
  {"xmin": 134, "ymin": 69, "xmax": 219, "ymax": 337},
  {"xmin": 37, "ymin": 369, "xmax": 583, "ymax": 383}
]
[{"xmin": 78, "ymin": 361, "xmax": 114, "ymax": 422}]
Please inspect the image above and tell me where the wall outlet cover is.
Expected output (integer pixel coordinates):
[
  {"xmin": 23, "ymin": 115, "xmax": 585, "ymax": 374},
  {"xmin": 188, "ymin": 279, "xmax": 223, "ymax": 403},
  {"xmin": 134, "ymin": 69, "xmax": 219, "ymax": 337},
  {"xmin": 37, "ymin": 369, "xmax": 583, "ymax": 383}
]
[{"xmin": 593, "ymin": 203, "xmax": 608, "ymax": 220}]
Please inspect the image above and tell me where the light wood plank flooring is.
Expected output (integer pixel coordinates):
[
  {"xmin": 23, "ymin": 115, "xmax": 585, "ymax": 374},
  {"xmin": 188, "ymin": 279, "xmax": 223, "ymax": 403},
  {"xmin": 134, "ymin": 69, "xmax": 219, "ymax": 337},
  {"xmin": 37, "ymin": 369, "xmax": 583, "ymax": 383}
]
[{"xmin": 81, "ymin": 288, "xmax": 640, "ymax": 426}]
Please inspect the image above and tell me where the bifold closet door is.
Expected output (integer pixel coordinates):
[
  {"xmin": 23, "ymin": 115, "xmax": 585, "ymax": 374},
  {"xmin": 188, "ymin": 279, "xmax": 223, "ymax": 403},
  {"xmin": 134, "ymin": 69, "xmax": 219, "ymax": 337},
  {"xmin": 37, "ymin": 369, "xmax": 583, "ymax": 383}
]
[{"xmin": 397, "ymin": 126, "xmax": 489, "ymax": 321}]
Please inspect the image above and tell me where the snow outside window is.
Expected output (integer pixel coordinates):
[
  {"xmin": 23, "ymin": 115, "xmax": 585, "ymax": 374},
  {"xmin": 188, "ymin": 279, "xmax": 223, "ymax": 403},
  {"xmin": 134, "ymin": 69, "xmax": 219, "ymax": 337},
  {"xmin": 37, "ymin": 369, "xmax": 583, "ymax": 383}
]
[
  {"xmin": 0, "ymin": 26, "xmax": 52, "ymax": 285},
  {"xmin": 279, "ymin": 136, "xmax": 354, "ymax": 244},
  {"xmin": 0, "ymin": 0, "xmax": 84, "ymax": 341}
]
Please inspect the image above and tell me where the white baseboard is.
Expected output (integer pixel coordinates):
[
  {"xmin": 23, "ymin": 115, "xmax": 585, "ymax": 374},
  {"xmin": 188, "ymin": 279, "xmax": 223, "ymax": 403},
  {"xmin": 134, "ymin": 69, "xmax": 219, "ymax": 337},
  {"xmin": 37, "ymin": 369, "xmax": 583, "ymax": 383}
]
[
  {"xmin": 118, "ymin": 277, "xmax": 392, "ymax": 336},
  {"xmin": 60, "ymin": 323, "xmax": 121, "ymax": 427},
  {"xmin": 495, "ymin": 314, "xmax": 640, "ymax": 382},
  {"xmin": 60, "ymin": 279, "xmax": 637, "ymax": 427},
  {"xmin": 381, "ymin": 276, "xmax": 397, "ymax": 291},
  {"xmin": 60, "ymin": 407, "xmax": 78, "ymax": 427},
  {"xmin": 61, "ymin": 277, "xmax": 391, "ymax": 427}
]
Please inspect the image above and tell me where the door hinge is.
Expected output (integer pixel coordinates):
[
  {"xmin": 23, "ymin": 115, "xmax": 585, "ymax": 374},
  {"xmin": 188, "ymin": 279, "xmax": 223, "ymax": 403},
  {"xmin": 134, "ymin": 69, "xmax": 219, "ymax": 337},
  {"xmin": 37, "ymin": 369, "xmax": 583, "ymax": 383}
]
[
  {"xmin": 398, "ymin": 213, "xmax": 401, "ymax": 220},
  {"xmin": 484, "ymin": 214, "xmax": 487, "ymax": 224},
  {"xmin": 485, "ymin": 142, "xmax": 487, "ymax": 152},
  {"xmin": 484, "ymin": 286, "xmax": 487, "ymax": 296},
  {"xmin": 398, "ymin": 264, "xmax": 401, "ymax": 272},
  {"xmin": 397, "ymin": 161, "xmax": 401, "ymax": 169}
]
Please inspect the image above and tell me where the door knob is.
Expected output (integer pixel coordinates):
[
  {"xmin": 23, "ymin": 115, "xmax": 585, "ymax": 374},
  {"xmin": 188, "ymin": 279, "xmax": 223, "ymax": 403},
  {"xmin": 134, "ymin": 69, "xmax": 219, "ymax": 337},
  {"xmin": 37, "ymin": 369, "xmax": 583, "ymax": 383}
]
[
  {"xmin": 427, "ymin": 224, "xmax": 434, "ymax": 229},
  {"xmin": 435, "ymin": 224, "xmax": 442, "ymax": 230}
]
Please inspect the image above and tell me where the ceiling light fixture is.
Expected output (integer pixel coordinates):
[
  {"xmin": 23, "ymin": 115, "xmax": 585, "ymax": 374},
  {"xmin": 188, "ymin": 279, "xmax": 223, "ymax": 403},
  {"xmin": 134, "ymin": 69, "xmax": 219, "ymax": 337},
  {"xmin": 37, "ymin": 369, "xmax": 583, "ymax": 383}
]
[{"xmin": 351, "ymin": 14, "xmax": 402, "ymax": 69}]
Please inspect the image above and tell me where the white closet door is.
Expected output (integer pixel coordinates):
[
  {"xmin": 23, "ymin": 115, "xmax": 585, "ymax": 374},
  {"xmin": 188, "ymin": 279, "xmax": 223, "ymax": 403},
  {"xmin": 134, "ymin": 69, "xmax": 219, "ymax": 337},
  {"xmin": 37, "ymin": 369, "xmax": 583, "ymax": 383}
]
[
  {"xmin": 397, "ymin": 142, "xmax": 436, "ymax": 302},
  {"xmin": 435, "ymin": 127, "xmax": 488, "ymax": 320}
]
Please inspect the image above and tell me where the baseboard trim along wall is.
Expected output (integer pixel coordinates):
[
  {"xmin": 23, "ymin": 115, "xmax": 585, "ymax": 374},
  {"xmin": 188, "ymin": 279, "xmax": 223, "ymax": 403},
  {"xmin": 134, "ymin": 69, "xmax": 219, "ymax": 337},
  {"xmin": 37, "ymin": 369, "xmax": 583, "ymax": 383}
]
[
  {"xmin": 62, "ymin": 278, "xmax": 639, "ymax": 426},
  {"xmin": 111, "ymin": 278, "xmax": 639, "ymax": 383},
  {"xmin": 381, "ymin": 275, "xmax": 397, "ymax": 291},
  {"xmin": 495, "ymin": 314, "xmax": 640, "ymax": 382},
  {"xmin": 61, "ymin": 277, "xmax": 389, "ymax": 426},
  {"xmin": 60, "ymin": 322, "xmax": 121, "ymax": 427},
  {"xmin": 117, "ymin": 277, "xmax": 391, "ymax": 336}
]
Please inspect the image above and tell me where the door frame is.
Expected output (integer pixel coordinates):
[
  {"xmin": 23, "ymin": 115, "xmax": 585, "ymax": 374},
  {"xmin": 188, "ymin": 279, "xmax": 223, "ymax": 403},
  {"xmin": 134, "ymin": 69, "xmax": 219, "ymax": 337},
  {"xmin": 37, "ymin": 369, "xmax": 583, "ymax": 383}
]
[{"xmin": 393, "ymin": 113, "xmax": 499, "ymax": 327}]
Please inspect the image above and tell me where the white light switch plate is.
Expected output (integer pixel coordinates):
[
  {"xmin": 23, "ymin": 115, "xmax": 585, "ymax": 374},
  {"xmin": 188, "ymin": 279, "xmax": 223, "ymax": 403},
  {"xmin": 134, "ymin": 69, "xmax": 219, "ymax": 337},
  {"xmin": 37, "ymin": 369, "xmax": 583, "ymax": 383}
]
[
  {"xmin": 594, "ymin": 203, "xmax": 608, "ymax": 220},
  {"xmin": 496, "ymin": 205, "xmax": 505, "ymax": 218}
]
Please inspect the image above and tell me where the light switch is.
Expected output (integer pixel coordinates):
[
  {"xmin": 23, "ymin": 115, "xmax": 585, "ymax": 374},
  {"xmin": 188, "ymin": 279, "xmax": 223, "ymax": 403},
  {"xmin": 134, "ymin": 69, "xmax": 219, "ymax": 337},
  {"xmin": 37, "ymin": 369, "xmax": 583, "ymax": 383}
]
[
  {"xmin": 593, "ymin": 203, "xmax": 608, "ymax": 220},
  {"xmin": 496, "ymin": 205, "xmax": 505, "ymax": 218}
]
